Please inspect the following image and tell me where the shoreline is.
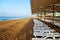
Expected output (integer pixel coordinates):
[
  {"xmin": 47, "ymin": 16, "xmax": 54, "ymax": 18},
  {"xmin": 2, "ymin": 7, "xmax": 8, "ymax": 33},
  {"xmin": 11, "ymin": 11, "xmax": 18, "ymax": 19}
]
[
  {"xmin": 0, "ymin": 18, "xmax": 34, "ymax": 40},
  {"xmin": 0, "ymin": 17, "xmax": 32, "ymax": 22}
]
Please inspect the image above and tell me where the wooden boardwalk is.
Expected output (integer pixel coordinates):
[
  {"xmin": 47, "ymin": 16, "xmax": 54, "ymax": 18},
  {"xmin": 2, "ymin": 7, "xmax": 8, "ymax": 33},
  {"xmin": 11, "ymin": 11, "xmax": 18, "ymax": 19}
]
[{"xmin": 38, "ymin": 18, "xmax": 60, "ymax": 33}]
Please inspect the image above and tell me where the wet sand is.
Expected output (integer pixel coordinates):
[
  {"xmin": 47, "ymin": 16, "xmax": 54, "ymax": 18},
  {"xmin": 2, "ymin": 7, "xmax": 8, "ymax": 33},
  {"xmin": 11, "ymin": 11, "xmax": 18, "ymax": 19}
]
[{"xmin": 0, "ymin": 18, "xmax": 34, "ymax": 40}]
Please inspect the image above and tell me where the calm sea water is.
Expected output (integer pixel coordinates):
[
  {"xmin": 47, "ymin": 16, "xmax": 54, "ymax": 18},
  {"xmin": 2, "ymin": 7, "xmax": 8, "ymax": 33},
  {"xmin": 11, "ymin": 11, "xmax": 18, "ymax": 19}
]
[{"xmin": 0, "ymin": 17, "xmax": 28, "ymax": 21}]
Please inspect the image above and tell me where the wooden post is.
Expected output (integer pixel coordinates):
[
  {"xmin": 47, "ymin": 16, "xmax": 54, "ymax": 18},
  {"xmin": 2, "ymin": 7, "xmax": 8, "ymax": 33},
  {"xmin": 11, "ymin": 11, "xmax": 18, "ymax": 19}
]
[{"xmin": 52, "ymin": 5, "xmax": 55, "ymax": 24}]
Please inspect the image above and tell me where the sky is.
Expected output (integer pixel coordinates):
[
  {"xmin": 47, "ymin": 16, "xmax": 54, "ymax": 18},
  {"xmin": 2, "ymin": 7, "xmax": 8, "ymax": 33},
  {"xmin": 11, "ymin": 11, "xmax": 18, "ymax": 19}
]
[{"xmin": 0, "ymin": 0, "xmax": 32, "ymax": 17}]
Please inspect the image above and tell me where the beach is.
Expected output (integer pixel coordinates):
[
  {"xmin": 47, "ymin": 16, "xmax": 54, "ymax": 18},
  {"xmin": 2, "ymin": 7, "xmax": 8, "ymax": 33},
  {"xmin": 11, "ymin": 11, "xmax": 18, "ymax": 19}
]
[{"xmin": 0, "ymin": 18, "xmax": 34, "ymax": 40}]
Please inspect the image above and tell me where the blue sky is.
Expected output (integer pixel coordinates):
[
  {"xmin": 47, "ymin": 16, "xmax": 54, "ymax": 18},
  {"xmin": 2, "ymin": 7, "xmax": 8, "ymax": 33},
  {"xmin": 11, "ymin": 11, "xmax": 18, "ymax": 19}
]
[{"xmin": 0, "ymin": 0, "xmax": 32, "ymax": 17}]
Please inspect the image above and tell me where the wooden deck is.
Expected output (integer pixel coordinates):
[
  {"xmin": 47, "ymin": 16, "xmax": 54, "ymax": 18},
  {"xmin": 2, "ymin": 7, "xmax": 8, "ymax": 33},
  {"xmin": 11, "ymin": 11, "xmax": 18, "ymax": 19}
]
[{"xmin": 38, "ymin": 19, "xmax": 60, "ymax": 33}]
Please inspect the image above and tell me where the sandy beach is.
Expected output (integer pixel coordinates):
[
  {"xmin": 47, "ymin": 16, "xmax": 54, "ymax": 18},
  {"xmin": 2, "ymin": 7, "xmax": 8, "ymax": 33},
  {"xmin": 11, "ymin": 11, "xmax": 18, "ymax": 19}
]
[{"xmin": 0, "ymin": 18, "xmax": 34, "ymax": 40}]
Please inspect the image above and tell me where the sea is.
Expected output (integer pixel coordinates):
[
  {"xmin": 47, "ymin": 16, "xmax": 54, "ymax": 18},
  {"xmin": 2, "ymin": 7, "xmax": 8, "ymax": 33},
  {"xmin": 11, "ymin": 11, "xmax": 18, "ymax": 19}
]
[{"xmin": 0, "ymin": 17, "xmax": 29, "ymax": 22}]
